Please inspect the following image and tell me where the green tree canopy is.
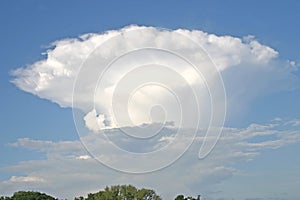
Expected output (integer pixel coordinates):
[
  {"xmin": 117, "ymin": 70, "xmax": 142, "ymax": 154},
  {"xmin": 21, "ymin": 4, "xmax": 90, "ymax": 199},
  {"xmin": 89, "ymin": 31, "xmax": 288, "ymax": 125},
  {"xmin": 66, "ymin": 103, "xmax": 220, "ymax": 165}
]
[
  {"xmin": 175, "ymin": 194, "xmax": 200, "ymax": 200},
  {"xmin": 1, "ymin": 185, "xmax": 201, "ymax": 200},
  {"xmin": 76, "ymin": 185, "xmax": 161, "ymax": 200},
  {"xmin": 1, "ymin": 191, "xmax": 56, "ymax": 200}
]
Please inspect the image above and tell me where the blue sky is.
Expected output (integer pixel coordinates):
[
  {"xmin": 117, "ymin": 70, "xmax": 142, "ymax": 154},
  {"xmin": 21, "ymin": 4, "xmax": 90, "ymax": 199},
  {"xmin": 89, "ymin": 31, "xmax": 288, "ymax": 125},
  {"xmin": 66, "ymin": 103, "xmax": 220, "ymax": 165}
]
[{"xmin": 1, "ymin": 1, "xmax": 300, "ymax": 199}]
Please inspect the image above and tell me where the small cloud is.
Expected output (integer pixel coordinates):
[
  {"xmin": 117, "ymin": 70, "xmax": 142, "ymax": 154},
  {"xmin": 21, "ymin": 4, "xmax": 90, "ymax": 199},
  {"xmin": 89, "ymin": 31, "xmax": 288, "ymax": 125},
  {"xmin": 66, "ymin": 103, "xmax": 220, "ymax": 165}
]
[
  {"xmin": 273, "ymin": 117, "xmax": 283, "ymax": 122},
  {"xmin": 84, "ymin": 109, "xmax": 108, "ymax": 131},
  {"xmin": 76, "ymin": 155, "xmax": 91, "ymax": 160},
  {"xmin": 9, "ymin": 176, "xmax": 45, "ymax": 183}
]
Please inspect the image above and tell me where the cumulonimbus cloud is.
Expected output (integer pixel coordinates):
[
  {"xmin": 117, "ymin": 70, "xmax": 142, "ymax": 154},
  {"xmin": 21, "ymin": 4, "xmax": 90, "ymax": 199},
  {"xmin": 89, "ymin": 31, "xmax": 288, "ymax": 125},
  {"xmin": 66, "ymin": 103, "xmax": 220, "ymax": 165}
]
[{"xmin": 11, "ymin": 25, "xmax": 300, "ymax": 130}]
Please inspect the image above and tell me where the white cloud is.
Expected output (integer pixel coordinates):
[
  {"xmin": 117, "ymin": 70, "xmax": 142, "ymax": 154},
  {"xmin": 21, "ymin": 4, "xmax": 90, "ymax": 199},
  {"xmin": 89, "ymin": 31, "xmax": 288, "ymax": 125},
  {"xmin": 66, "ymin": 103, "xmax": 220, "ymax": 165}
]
[
  {"xmin": 11, "ymin": 25, "xmax": 300, "ymax": 131},
  {"xmin": 75, "ymin": 155, "xmax": 91, "ymax": 160},
  {"xmin": 1, "ymin": 120, "xmax": 300, "ymax": 199},
  {"xmin": 8, "ymin": 176, "xmax": 45, "ymax": 183},
  {"xmin": 83, "ymin": 109, "xmax": 107, "ymax": 131},
  {"xmin": 286, "ymin": 119, "xmax": 300, "ymax": 127}
]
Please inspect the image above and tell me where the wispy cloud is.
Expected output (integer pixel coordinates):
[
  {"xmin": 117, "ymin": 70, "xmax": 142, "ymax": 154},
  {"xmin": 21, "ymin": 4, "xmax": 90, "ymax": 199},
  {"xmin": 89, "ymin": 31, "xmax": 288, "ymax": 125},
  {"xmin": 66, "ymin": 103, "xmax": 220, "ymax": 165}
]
[{"xmin": 1, "ymin": 120, "xmax": 300, "ymax": 199}]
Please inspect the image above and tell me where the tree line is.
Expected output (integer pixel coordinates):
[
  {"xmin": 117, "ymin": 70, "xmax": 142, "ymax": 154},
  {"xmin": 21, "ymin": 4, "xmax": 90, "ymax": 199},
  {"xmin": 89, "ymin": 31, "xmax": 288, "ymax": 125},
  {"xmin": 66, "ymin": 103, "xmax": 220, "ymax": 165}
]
[{"xmin": 0, "ymin": 185, "xmax": 201, "ymax": 200}]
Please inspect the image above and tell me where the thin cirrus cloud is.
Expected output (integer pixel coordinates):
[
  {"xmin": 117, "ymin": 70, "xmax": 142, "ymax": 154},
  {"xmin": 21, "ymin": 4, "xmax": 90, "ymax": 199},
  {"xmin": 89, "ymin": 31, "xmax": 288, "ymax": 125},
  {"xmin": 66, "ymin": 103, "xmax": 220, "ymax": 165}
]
[{"xmin": 5, "ymin": 25, "xmax": 300, "ymax": 199}]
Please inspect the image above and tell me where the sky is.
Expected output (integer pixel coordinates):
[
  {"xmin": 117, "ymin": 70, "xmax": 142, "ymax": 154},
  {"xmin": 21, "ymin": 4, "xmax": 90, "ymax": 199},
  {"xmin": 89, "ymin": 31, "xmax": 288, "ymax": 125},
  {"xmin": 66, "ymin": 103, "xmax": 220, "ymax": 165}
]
[{"xmin": 0, "ymin": 1, "xmax": 300, "ymax": 200}]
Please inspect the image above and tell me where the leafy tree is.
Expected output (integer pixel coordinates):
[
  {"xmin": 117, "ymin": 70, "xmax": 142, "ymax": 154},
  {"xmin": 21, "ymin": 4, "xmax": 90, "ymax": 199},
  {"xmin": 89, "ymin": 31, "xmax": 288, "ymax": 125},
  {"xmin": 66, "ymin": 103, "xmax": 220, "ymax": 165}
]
[
  {"xmin": 74, "ymin": 197, "xmax": 84, "ymax": 200},
  {"xmin": 175, "ymin": 195, "xmax": 184, "ymax": 200},
  {"xmin": 81, "ymin": 185, "xmax": 161, "ymax": 200},
  {"xmin": 6, "ymin": 191, "xmax": 56, "ymax": 200},
  {"xmin": 0, "ymin": 197, "xmax": 11, "ymax": 200},
  {"xmin": 175, "ymin": 195, "xmax": 200, "ymax": 200}
]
